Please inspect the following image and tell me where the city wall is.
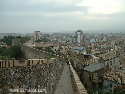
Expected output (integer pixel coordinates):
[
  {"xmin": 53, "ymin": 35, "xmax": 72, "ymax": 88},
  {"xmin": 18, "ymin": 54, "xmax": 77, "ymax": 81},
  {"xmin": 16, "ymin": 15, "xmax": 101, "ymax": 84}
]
[
  {"xmin": 0, "ymin": 59, "xmax": 54, "ymax": 68},
  {"xmin": 0, "ymin": 58, "xmax": 76, "ymax": 94},
  {"xmin": 21, "ymin": 46, "xmax": 49, "ymax": 59},
  {"xmin": 0, "ymin": 59, "xmax": 66, "ymax": 94}
]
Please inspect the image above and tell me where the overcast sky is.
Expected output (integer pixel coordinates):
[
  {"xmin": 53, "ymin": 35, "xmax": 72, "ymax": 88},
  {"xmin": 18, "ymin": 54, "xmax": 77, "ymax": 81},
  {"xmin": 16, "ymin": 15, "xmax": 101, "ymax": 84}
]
[{"xmin": 0, "ymin": 0, "xmax": 125, "ymax": 33}]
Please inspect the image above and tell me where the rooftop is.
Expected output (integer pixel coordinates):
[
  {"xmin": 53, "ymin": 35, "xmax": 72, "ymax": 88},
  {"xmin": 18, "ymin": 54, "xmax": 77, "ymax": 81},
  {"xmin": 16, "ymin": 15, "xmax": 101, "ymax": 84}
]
[{"xmin": 84, "ymin": 63, "xmax": 105, "ymax": 72}]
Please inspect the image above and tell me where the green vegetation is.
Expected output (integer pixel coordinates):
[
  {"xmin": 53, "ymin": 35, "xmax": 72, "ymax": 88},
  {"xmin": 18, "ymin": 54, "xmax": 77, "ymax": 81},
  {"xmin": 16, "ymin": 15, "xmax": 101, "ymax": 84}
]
[
  {"xmin": 17, "ymin": 36, "xmax": 31, "ymax": 44},
  {"xmin": 1, "ymin": 36, "xmax": 15, "ymax": 45},
  {"xmin": 0, "ymin": 46, "xmax": 24, "ymax": 59},
  {"xmin": 35, "ymin": 47, "xmax": 56, "ymax": 59},
  {"xmin": 0, "ymin": 36, "xmax": 30, "ymax": 46},
  {"xmin": 36, "ymin": 47, "xmax": 55, "ymax": 53},
  {"xmin": 0, "ymin": 35, "xmax": 30, "ymax": 59}
]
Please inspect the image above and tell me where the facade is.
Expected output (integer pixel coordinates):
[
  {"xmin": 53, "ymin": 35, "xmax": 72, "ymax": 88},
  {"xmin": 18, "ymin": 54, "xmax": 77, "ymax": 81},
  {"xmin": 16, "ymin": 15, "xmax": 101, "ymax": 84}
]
[
  {"xmin": 75, "ymin": 30, "xmax": 84, "ymax": 45},
  {"xmin": 33, "ymin": 31, "xmax": 41, "ymax": 42}
]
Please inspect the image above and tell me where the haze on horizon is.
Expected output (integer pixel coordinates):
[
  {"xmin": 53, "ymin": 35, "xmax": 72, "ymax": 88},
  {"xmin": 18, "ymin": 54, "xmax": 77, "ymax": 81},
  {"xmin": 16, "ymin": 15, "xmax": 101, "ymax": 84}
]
[{"xmin": 0, "ymin": 0, "xmax": 125, "ymax": 33}]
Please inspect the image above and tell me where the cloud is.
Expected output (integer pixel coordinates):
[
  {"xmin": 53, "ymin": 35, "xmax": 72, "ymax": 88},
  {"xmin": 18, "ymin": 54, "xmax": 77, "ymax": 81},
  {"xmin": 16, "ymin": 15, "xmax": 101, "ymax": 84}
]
[
  {"xmin": 0, "ymin": 0, "xmax": 87, "ymax": 14},
  {"xmin": 77, "ymin": 0, "xmax": 124, "ymax": 15},
  {"xmin": 29, "ymin": 0, "xmax": 81, "ymax": 5},
  {"xmin": 0, "ymin": 0, "xmax": 125, "ymax": 33}
]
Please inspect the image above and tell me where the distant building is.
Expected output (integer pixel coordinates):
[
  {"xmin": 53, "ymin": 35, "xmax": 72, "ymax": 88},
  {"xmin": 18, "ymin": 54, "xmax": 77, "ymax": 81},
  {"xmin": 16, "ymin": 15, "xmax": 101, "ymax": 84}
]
[
  {"xmin": 75, "ymin": 30, "xmax": 84, "ymax": 46},
  {"xmin": 33, "ymin": 31, "xmax": 41, "ymax": 42},
  {"xmin": 72, "ymin": 46, "xmax": 86, "ymax": 54}
]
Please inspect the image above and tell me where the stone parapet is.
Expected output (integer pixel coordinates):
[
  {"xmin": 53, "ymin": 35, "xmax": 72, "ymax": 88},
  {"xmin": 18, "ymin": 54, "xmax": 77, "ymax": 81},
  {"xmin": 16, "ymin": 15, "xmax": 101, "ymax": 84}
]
[
  {"xmin": 0, "ymin": 59, "xmax": 65, "ymax": 94},
  {"xmin": 69, "ymin": 62, "xmax": 88, "ymax": 94},
  {"xmin": 0, "ymin": 58, "xmax": 57, "ymax": 68}
]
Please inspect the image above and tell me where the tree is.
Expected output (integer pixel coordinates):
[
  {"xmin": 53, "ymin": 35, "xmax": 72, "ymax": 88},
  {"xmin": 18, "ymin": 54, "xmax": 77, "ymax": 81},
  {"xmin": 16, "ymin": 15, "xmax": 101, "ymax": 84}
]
[
  {"xmin": 1, "ymin": 36, "xmax": 15, "ymax": 45},
  {"xmin": 0, "ymin": 46, "xmax": 24, "ymax": 59}
]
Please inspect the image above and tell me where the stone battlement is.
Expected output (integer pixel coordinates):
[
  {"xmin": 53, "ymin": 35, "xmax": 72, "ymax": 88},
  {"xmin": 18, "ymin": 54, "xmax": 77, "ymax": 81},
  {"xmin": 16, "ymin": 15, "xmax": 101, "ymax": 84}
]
[
  {"xmin": 69, "ymin": 62, "xmax": 88, "ymax": 94},
  {"xmin": 0, "ymin": 58, "xmax": 57, "ymax": 68},
  {"xmin": 21, "ymin": 46, "xmax": 51, "ymax": 59},
  {"xmin": 0, "ymin": 58, "xmax": 65, "ymax": 94}
]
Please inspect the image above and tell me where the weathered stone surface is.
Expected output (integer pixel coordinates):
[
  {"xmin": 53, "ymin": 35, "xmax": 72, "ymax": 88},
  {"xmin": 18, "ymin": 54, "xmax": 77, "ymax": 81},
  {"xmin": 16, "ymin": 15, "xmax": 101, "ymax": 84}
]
[
  {"xmin": 0, "ymin": 60, "xmax": 65, "ymax": 94},
  {"xmin": 54, "ymin": 64, "xmax": 74, "ymax": 94}
]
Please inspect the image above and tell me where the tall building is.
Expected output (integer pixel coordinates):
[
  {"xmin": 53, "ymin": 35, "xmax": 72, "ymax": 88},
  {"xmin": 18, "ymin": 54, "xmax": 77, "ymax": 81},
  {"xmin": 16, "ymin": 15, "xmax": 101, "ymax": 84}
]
[
  {"xmin": 33, "ymin": 31, "xmax": 41, "ymax": 42},
  {"xmin": 75, "ymin": 30, "xmax": 84, "ymax": 45}
]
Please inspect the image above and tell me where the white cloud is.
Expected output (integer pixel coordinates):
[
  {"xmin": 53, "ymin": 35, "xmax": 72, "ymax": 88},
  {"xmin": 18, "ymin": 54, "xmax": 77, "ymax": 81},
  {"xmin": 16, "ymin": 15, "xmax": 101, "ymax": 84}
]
[
  {"xmin": 0, "ymin": 0, "xmax": 125, "ymax": 33},
  {"xmin": 29, "ymin": 0, "xmax": 81, "ymax": 5},
  {"xmin": 77, "ymin": 0, "xmax": 124, "ymax": 15}
]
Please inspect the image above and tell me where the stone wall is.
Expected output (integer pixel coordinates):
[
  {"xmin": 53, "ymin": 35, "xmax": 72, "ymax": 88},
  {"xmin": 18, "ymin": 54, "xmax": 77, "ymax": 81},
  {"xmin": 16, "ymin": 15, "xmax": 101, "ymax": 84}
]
[
  {"xmin": 0, "ymin": 59, "xmax": 56, "ymax": 68},
  {"xmin": 54, "ymin": 64, "xmax": 74, "ymax": 94},
  {"xmin": 21, "ymin": 46, "xmax": 49, "ymax": 59},
  {"xmin": 69, "ymin": 62, "xmax": 88, "ymax": 94},
  {"xmin": 0, "ymin": 59, "xmax": 65, "ymax": 94}
]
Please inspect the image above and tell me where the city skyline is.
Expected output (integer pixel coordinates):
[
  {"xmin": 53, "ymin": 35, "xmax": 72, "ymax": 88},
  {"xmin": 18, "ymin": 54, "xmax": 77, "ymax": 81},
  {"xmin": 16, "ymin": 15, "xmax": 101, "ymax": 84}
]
[{"xmin": 0, "ymin": 0, "xmax": 125, "ymax": 33}]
